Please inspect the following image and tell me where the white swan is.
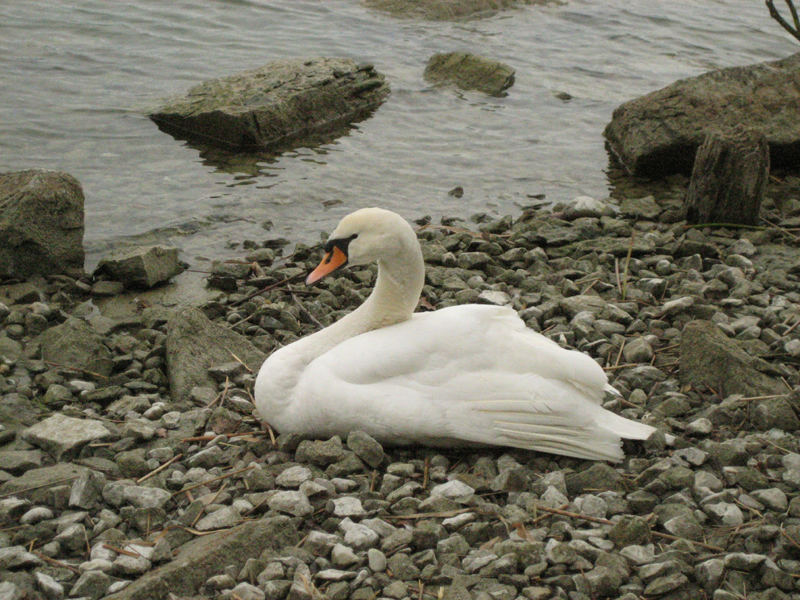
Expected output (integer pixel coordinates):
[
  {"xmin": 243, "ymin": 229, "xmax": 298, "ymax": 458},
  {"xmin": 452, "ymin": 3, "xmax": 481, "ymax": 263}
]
[{"xmin": 255, "ymin": 207, "xmax": 655, "ymax": 462}]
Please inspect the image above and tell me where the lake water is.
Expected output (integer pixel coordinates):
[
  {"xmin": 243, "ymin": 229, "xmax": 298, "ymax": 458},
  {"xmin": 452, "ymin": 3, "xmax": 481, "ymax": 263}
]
[{"xmin": 0, "ymin": 0, "xmax": 794, "ymax": 269}]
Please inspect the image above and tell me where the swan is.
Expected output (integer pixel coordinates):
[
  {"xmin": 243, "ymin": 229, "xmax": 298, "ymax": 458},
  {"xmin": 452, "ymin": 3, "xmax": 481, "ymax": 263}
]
[{"xmin": 255, "ymin": 207, "xmax": 655, "ymax": 462}]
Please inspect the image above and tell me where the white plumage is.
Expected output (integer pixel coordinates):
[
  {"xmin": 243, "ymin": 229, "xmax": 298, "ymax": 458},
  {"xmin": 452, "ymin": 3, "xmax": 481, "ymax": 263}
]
[{"xmin": 255, "ymin": 207, "xmax": 655, "ymax": 462}]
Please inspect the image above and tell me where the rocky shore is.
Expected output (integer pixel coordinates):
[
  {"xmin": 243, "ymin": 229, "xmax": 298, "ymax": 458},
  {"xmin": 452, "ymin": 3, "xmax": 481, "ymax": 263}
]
[{"xmin": 1, "ymin": 181, "xmax": 800, "ymax": 600}]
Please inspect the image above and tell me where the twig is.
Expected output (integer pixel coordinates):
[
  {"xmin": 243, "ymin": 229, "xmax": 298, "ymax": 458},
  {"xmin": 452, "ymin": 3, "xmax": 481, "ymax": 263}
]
[
  {"xmin": 232, "ymin": 274, "xmax": 303, "ymax": 306},
  {"xmin": 761, "ymin": 217, "xmax": 800, "ymax": 241},
  {"xmin": 229, "ymin": 351, "xmax": 253, "ymax": 373},
  {"xmin": 181, "ymin": 431, "xmax": 266, "ymax": 443},
  {"xmin": 767, "ymin": 0, "xmax": 800, "ymax": 41},
  {"xmin": 781, "ymin": 317, "xmax": 800, "ymax": 338},
  {"xmin": 0, "ymin": 476, "xmax": 81, "ymax": 499},
  {"xmin": 103, "ymin": 543, "xmax": 141, "ymax": 558},
  {"xmin": 531, "ymin": 504, "xmax": 724, "ymax": 552},
  {"xmin": 34, "ymin": 552, "xmax": 80, "ymax": 574},
  {"xmin": 385, "ymin": 508, "xmax": 472, "ymax": 520},
  {"xmin": 171, "ymin": 465, "xmax": 255, "ymax": 498},
  {"xmin": 137, "ymin": 453, "xmax": 183, "ymax": 484},
  {"xmin": 42, "ymin": 360, "xmax": 108, "ymax": 380}
]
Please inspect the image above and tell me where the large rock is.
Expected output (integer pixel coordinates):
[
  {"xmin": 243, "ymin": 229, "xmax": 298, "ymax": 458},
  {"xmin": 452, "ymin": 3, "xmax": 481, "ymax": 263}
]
[
  {"xmin": 603, "ymin": 52, "xmax": 800, "ymax": 177},
  {"xmin": 679, "ymin": 320, "xmax": 785, "ymax": 397},
  {"xmin": 165, "ymin": 307, "xmax": 266, "ymax": 402},
  {"xmin": 150, "ymin": 58, "xmax": 389, "ymax": 152},
  {"xmin": 364, "ymin": 0, "xmax": 533, "ymax": 20},
  {"xmin": 103, "ymin": 516, "xmax": 299, "ymax": 600},
  {"xmin": 22, "ymin": 414, "xmax": 111, "ymax": 461},
  {"xmin": 0, "ymin": 170, "xmax": 84, "ymax": 279},
  {"xmin": 685, "ymin": 127, "xmax": 769, "ymax": 226},
  {"xmin": 39, "ymin": 317, "xmax": 114, "ymax": 377},
  {"xmin": 95, "ymin": 245, "xmax": 183, "ymax": 289},
  {"xmin": 424, "ymin": 52, "xmax": 515, "ymax": 96}
]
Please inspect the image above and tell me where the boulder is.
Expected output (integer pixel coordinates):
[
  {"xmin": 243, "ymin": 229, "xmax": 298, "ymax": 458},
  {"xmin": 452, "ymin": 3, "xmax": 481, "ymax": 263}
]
[
  {"xmin": 0, "ymin": 170, "xmax": 84, "ymax": 279},
  {"xmin": 685, "ymin": 127, "xmax": 769, "ymax": 226},
  {"xmin": 424, "ymin": 52, "xmax": 515, "ymax": 96},
  {"xmin": 95, "ymin": 245, "xmax": 183, "ymax": 289},
  {"xmin": 165, "ymin": 307, "xmax": 266, "ymax": 402},
  {"xmin": 603, "ymin": 52, "xmax": 800, "ymax": 177},
  {"xmin": 364, "ymin": 0, "xmax": 532, "ymax": 20},
  {"xmin": 0, "ymin": 463, "xmax": 89, "ymax": 504},
  {"xmin": 679, "ymin": 320, "xmax": 784, "ymax": 397},
  {"xmin": 150, "ymin": 58, "xmax": 389, "ymax": 152},
  {"xmin": 103, "ymin": 516, "xmax": 298, "ymax": 600},
  {"xmin": 39, "ymin": 317, "xmax": 114, "ymax": 377}
]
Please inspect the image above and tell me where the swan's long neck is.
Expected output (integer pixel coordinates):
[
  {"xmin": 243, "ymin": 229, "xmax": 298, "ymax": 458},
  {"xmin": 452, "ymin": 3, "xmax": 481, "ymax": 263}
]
[{"xmin": 256, "ymin": 226, "xmax": 425, "ymax": 421}]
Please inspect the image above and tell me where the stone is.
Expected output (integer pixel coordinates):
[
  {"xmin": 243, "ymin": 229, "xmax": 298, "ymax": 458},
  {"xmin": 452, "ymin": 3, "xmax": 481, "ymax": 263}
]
[
  {"xmin": 679, "ymin": 320, "xmax": 784, "ymax": 396},
  {"xmin": 346, "ymin": 430, "xmax": 384, "ymax": 467},
  {"xmin": 231, "ymin": 582, "xmax": 265, "ymax": 600},
  {"xmin": 608, "ymin": 516, "xmax": 651, "ymax": 546},
  {"xmin": 0, "ymin": 582, "xmax": 22, "ymax": 600},
  {"xmin": 103, "ymin": 516, "xmax": 298, "ymax": 600},
  {"xmin": 565, "ymin": 463, "xmax": 624, "ymax": 495},
  {"xmin": 70, "ymin": 570, "xmax": 110, "ymax": 600},
  {"xmin": 275, "ymin": 465, "xmax": 313, "ymax": 488},
  {"xmin": 643, "ymin": 573, "xmax": 689, "ymax": 596},
  {"xmin": 39, "ymin": 317, "xmax": 114, "ymax": 377},
  {"xmin": 0, "ymin": 450, "xmax": 44, "ymax": 474},
  {"xmin": 195, "ymin": 506, "xmax": 241, "ymax": 531},
  {"xmin": 604, "ymin": 52, "xmax": 800, "ymax": 176},
  {"xmin": 165, "ymin": 307, "xmax": 265, "ymax": 402},
  {"xmin": 69, "ymin": 470, "xmax": 106, "ymax": 509},
  {"xmin": 329, "ymin": 496, "xmax": 366, "ymax": 518},
  {"xmin": 623, "ymin": 337, "xmax": 654, "ymax": 363},
  {"xmin": 685, "ymin": 127, "xmax": 769, "ymax": 226},
  {"xmin": 150, "ymin": 58, "xmax": 389, "ymax": 152},
  {"xmin": 0, "ymin": 463, "xmax": 88, "ymax": 503},
  {"xmin": 267, "ymin": 490, "xmax": 313, "ymax": 517},
  {"xmin": 0, "ymin": 546, "xmax": 43, "ymax": 569},
  {"xmin": 95, "ymin": 245, "xmax": 183, "ymax": 289},
  {"xmin": 424, "ymin": 52, "xmax": 515, "ymax": 96},
  {"xmin": 34, "ymin": 571, "xmax": 64, "ymax": 600},
  {"xmin": 751, "ymin": 397, "xmax": 800, "ymax": 431},
  {"xmin": 22, "ymin": 414, "xmax": 111, "ymax": 460},
  {"xmin": 0, "ymin": 169, "xmax": 84, "ymax": 278}
]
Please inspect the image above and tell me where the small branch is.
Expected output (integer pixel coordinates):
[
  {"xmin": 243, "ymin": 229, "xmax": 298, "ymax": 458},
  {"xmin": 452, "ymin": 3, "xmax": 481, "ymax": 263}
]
[
  {"xmin": 232, "ymin": 274, "xmax": 302, "ymax": 306},
  {"xmin": 767, "ymin": 0, "xmax": 800, "ymax": 41},
  {"xmin": 137, "ymin": 453, "xmax": 183, "ymax": 484},
  {"xmin": 171, "ymin": 465, "xmax": 255, "ymax": 497}
]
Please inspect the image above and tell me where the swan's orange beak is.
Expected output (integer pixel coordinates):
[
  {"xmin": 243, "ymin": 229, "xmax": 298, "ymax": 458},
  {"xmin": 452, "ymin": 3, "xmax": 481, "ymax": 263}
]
[{"xmin": 306, "ymin": 245, "xmax": 348, "ymax": 285}]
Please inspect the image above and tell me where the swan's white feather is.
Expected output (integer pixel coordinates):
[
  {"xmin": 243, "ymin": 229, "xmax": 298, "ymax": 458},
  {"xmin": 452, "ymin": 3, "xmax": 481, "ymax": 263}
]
[{"xmin": 255, "ymin": 207, "xmax": 656, "ymax": 462}]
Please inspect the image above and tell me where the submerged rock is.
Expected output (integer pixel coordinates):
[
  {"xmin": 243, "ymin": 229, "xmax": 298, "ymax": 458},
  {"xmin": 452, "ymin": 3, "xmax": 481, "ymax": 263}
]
[
  {"xmin": 364, "ymin": 0, "xmax": 536, "ymax": 20},
  {"xmin": 150, "ymin": 58, "xmax": 389, "ymax": 152},
  {"xmin": 604, "ymin": 52, "xmax": 800, "ymax": 176},
  {"xmin": 0, "ymin": 169, "xmax": 84, "ymax": 279},
  {"xmin": 424, "ymin": 52, "xmax": 515, "ymax": 96}
]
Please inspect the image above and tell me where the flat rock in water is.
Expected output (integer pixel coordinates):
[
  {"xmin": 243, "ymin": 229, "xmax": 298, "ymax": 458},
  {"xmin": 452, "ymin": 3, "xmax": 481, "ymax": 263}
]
[
  {"xmin": 165, "ymin": 307, "xmax": 266, "ymax": 402},
  {"xmin": 424, "ymin": 52, "xmax": 515, "ymax": 96},
  {"xmin": 679, "ymin": 320, "xmax": 785, "ymax": 397},
  {"xmin": 22, "ymin": 414, "xmax": 111, "ymax": 460},
  {"xmin": 150, "ymin": 58, "xmax": 389, "ymax": 152},
  {"xmin": 103, "ymin": 516, "xmax": 299, "ymax": 600},
  {"xmin": 94, "ymin": 245, "xmax": 183, "ymax": 289},
  {"xmin": 364, "ymin": 0, "xmax": 535, "ymax": 20},
  {"xmin": 0, "ymin": 169, "xmax": 85, "ymax": 279},
  {"xmin": 38, "ymin": 317, "xmax": 114, "ymax": 377},
  {"xmin": 603, "ymin": 52, "xmax": 800, "ymax": 176}
]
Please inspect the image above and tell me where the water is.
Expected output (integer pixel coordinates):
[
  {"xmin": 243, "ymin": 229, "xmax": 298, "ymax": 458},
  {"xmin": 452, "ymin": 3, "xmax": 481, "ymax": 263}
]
[{"xmin": 0, "ymin": 0, "xmax": 794, "ymax": 269}]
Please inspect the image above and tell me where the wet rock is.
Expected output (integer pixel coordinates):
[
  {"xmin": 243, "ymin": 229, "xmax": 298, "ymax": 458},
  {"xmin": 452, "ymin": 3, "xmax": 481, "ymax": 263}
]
[
  {"xmin": 608, "ymin": 516, "xmax": 652, "ymax": 546},
  {"xmin": 0, "ymin": 169, "xmax": 84, "ymax": 279},
  {"xmin": 680, "ymin": 320, "xmax": 784, "ymax": 396},
  {"xmin": 95, "ymin": 245, "xmax": 183, "ymax": 289},
  {"xmin": 165, "ymin": 307, "xmax": 265, "ymax": 402},
  {"xmin": 424, "ymin": 52, "xmax": 515, "ymax": 96},
  {"xmin": 565, "ymin": 463, "xmax": 624, "ymax": 495},
  {"xmin": 151, "ymin": 58, "xmax": 389, "ymax": 152},
  {"xmin": 604, "ymin": 52, "xmax": 800, "ymax": 176},
  {"xmin": 22, "ymin": 414, "xmax": 111, "ymax": 460}
]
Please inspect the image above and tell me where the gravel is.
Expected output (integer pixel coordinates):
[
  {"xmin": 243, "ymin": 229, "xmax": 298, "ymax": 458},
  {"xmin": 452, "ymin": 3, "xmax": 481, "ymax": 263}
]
[{"xmin": 1, "ymin": 184, "xmax": 800, "ymax": 600}]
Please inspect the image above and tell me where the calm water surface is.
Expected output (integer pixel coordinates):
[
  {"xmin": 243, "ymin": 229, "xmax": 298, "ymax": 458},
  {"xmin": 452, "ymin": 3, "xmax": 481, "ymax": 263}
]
[{"xmin": 0, "ymin": 1, "xmax": 794, "ymax": 268}]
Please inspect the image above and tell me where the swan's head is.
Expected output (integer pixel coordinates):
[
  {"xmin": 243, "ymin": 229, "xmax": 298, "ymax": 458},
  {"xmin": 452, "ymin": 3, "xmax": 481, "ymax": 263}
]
[{"xmin": 306, "ymin": 207, "xmax": 416, "ymax": 284}]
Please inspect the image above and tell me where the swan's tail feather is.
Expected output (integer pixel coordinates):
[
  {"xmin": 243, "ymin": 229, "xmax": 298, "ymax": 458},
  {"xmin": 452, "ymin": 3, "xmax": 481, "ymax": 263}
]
[
  {"xmin": 594, "ymin": 409, "xmax": 656, "ymax": 441},
  {"xmin": 495, "ymin": 424, "xmax": 624, "ymax": 462}
]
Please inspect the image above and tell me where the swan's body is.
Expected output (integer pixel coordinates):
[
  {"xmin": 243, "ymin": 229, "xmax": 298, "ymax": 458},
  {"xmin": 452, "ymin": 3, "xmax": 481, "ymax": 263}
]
[{"xmin": 255, "ymin": 208, "xmax": 655, "ymax": 462}]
